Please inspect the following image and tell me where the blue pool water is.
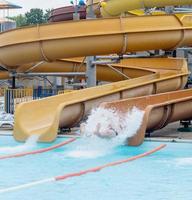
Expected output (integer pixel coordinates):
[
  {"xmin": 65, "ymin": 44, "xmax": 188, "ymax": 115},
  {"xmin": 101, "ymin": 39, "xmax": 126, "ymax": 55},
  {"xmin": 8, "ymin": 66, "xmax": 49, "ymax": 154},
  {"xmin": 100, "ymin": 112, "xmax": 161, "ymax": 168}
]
[{"xmin": 0, "ymin": 136, "xmax": 192, "ymax": 200}]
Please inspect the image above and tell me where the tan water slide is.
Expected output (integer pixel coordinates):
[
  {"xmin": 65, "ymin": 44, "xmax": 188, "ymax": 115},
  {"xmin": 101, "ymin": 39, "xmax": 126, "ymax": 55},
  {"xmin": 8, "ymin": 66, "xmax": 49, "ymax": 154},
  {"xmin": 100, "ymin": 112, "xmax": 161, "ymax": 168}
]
[
  {"xmin": 1, "ymin": 15, "xmax": 192, "ymax": 68},
  {"xmin": 1, "ymin": 14, "xmax": 189, "ymax": 143},
  {"xmin": 101, "ymin": 89, "xmax": 192, "ymax": 146}
]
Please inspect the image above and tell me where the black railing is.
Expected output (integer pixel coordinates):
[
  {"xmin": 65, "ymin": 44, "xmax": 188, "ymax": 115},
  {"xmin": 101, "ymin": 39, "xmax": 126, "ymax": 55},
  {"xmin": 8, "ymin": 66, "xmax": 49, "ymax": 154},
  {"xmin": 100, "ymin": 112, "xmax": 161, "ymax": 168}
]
[{"xmin": 33, "ymin": 88, "xmax": 59, "ymax": 99}]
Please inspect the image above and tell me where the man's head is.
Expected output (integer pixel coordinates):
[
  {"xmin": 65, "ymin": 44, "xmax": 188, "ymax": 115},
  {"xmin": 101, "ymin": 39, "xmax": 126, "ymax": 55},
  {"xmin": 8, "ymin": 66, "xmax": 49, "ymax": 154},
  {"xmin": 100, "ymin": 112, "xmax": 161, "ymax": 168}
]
[{"xmin": 93, "ymin": 123, "xmax": 118, "ymax": 139}]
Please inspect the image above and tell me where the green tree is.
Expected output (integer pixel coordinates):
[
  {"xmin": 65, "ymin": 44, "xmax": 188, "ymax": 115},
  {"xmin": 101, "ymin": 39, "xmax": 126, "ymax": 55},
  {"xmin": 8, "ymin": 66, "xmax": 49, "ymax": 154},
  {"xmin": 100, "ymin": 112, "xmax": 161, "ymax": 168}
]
[
  {"xmin": 25, "ymin": 8, "xmax": 45, "ymax": 25},
  {"xmin": 9, "ymin": 8, "xmax": 53, "ymax": 28}
]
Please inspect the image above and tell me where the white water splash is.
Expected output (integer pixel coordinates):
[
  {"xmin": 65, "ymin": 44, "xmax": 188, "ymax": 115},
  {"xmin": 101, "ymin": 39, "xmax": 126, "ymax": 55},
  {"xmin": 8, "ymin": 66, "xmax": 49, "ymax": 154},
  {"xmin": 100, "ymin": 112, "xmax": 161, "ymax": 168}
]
[
  {"xmin": 0, "ymin": 134, "xmax": 40, "ymax": 155},
  {"xmin": 67, "ymin": 107, "xmax": 144, "ymax": 158},
  {"xmin": 82, "ymin": 106, "xmax": 144, "ymax": 140}
]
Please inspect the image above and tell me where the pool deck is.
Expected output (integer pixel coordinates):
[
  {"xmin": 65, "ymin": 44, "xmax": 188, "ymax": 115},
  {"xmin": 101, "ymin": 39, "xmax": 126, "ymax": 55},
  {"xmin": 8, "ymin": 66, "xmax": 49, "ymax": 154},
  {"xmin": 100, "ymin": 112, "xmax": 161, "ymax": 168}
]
[
  {"xmin": 0, "ymin": 129, "xmax": 13, "ymax": 136},
  {"xmin": 0, "ymin": 122, "xmax": 192, "ymax": 143},
  {"xmin": 145, "ymin": 121, "xmax": 192, "ymax": 143}
]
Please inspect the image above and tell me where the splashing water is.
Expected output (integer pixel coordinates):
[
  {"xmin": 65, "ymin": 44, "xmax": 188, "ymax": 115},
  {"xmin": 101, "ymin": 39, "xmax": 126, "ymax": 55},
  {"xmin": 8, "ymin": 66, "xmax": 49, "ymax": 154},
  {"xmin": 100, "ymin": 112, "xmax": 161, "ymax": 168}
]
[
  {"xmin": 83, "ymin": 106, "xmax": 144, "ymax": 140},
  {"xmin": 66, "ymin": 107, "xmax": 144, "ymax": 159},
  {"xmin": 0, "ymin": 134, "xmax": 40, "ymax": 155}
]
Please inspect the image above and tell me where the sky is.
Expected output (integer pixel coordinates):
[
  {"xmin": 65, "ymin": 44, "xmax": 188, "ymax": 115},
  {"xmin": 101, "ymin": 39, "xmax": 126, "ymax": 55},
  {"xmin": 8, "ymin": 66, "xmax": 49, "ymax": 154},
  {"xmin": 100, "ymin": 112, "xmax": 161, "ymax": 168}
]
[{"xmin": 1, "ymin": 0, "xmax": 72, "ymax": 16}]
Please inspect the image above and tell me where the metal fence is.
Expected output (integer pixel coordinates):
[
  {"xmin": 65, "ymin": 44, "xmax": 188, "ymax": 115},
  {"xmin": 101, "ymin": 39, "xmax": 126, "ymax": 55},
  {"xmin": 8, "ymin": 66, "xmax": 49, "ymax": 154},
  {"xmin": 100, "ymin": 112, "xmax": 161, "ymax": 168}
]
[
  {"xmin": 4, "ymin": 88, "xmax": 33, "ymax": 114},
  {"xmin": 3, "ymin": 88, "xmax": 75, "ymax": 114}
]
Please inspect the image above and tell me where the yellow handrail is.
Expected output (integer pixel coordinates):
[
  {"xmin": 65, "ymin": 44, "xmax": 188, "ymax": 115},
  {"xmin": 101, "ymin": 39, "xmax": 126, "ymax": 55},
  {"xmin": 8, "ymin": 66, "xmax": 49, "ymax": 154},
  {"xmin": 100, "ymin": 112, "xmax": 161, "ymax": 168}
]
[{"xmin": 58, "ymin": 90, "xmax": 73, "ymax": 95}]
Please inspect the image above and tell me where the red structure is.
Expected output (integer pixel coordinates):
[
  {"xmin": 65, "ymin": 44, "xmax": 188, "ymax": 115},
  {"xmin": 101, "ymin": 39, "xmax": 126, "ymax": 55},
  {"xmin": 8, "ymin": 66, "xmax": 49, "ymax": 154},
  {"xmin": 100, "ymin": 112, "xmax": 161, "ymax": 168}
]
[{"xmin": 49, "ymin": 6, "xmax": 86, "ymax": 22}]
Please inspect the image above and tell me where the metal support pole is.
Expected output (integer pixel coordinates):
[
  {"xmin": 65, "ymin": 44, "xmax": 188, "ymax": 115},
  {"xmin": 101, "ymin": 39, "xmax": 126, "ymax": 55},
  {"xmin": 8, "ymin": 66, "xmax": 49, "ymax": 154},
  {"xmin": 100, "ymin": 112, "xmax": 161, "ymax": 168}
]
[
  {"xmin": 86, "ymin": 0, "xmax": 96, "ymax": 19},
  {"xmin": 73, "ymin": 0, "xmax": 80, "ymax": 20},
  {"xmin": 172, "ymin": 50, "xmax": 177, "ymax": 58},
  {"xmin": 189, "ymin": 63, "xmax": 192, "ymax": 85},
  {"xmin": 12, "ymin": 75, "xmax": 16, "ymax": 89},
  {"xmin": 106, "ymin": 64, "xmax": 130, "ymax": 79},
  {"xmin": 86, "ymin": 56, "xmax": 96, "ymax": 87},
  {"xmin": 43, "ymin": 76, "xmax": 47, "ymax": 89},
  {"xmin": 86, "ymin": 0, "xmax": 96, "ymax": 88},
  {"xmin": 73, "ymin": 12, "xmax": 80, "ymax": 20},
  {"xmin": 16, "ymin": 72, "xmax": 86, "ymax": 77},
  {"xmin": 96, "ymin": 54, "xmax": 163, "ymax": 60}
]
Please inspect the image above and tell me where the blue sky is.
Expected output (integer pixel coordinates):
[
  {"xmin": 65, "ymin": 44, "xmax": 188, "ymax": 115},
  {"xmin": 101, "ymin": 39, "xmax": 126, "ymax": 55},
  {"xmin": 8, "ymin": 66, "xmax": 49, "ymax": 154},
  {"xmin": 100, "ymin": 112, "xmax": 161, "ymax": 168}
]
[{"xmin": 2, "ymin": 0, "xmax": 72, "ymax": 16}]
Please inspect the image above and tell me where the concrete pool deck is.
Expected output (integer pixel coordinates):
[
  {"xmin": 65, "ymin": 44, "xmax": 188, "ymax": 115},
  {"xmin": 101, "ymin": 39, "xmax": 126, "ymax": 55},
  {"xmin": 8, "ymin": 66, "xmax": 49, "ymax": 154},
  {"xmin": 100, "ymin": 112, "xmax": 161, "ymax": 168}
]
[{"xmin": 145, "ymin": 121, "xmax": 192, "ymax": 143}]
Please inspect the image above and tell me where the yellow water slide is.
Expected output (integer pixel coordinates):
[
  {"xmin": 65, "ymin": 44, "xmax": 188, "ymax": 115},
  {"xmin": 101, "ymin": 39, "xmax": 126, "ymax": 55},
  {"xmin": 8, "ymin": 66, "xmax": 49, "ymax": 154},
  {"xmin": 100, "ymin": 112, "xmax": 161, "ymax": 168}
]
[
  {"xmin": 0, "ymin": 15, "xmax": 192, "ymax": 69},
  {"xmin": 1, "ymin": 14, "xmax": 189, "ymax": 142},
  {"xmin": 100, "ymin": 0, "xmax": 192, "ymax": 17},
  {"xmin": 14, "ymin": 58, "xmax": 189, "ymax": 142}
]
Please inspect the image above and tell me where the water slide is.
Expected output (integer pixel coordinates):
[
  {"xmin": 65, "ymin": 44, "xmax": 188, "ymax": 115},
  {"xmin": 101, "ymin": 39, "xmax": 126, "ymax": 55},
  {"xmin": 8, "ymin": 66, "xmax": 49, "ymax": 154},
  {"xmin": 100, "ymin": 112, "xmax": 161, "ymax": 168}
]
[
  {"xmin": 0, "ymin": 13, "xmax": 190, "ymax": 143},
  {"xmin": 101, "ymin": 89, "xmax": 192, "ymax": 146},
  {"xmin": 1, "ymin": 15, "xmax": 192, "ymax": 68},
  {"xmin": 13, "ymin": 57, "xmax": 190, "ymax": 144},
  {"xmin": 87, "ymin": 0, "xmax": 192, "ymax": 17}
]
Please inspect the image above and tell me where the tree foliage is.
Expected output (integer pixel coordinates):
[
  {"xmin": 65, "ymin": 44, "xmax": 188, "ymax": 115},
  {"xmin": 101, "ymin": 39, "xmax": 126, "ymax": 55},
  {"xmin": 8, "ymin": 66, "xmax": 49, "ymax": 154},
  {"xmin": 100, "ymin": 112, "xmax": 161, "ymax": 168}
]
[
  {"xmin": 10, "ymin": 8, "xmax": 52, "ymax": 27},
  {"xmin": 25, "ymin": 8, "xmax": 45, "ymax": 25}
]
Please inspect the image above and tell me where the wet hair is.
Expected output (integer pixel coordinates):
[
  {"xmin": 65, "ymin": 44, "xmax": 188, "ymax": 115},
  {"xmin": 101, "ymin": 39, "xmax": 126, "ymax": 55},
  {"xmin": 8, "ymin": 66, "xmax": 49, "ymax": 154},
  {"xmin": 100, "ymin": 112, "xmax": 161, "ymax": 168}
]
[{"xmin": 109, "ymin": 127, "xmax": 118, "ymax": 136}]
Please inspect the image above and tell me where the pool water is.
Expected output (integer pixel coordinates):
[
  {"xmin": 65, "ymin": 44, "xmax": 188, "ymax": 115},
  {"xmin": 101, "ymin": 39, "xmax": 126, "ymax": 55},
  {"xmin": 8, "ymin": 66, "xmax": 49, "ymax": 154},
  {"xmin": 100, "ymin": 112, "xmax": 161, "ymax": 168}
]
[{"xmin": 0, "ymin": 136, "xmax": 192, "ymax": 200}]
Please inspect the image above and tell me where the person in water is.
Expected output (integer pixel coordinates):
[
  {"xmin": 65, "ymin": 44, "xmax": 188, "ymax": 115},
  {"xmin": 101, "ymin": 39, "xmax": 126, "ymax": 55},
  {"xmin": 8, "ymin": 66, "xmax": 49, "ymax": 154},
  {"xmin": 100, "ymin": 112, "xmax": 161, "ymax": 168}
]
[
  {"xmin": 80, "ymin": 122, "xmax": 120, "ymax": 138},
  {"xmin": 80, "ymin": 107, "xmax": 123, "ymax": 138}
]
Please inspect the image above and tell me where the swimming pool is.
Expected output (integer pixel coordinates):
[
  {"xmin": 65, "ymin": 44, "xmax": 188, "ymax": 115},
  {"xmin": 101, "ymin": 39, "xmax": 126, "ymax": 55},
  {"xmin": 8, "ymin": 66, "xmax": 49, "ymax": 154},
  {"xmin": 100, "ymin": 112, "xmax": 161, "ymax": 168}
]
[{"xmin": 0, "ymin": 136, "xmax": 191, "ymax": 200}]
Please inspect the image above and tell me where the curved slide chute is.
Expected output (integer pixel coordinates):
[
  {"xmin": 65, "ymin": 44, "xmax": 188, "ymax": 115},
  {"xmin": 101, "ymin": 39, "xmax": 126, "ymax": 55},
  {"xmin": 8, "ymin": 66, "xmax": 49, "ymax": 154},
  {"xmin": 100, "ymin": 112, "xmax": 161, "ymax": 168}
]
[
  {"xmin": 0, "ymin": 15, "xmax": 192, "ymax": 69},
  {"xmin": 99, "ymin": 0, "xmax": 192, "ymax": 17},
  {"xmin": 101, "ymin": 89, "xmax": 192, "ymax": 146}
]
